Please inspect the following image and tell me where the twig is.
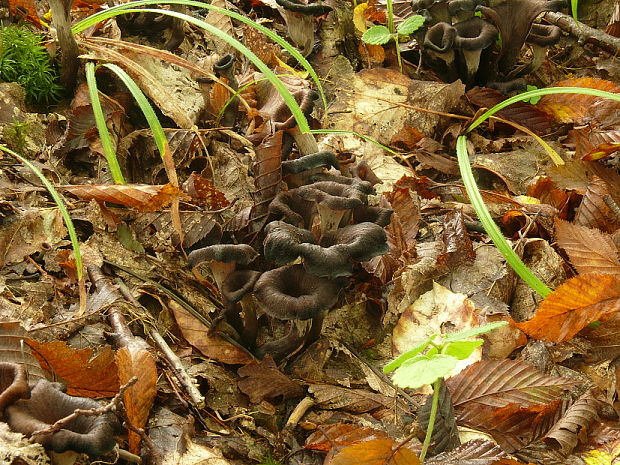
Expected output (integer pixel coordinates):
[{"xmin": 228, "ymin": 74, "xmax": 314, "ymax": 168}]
[
  {"xmin": 284, "ymin": 396, "xmax": 315, "ymax": 429},
  {"xmin": 31, "ymin": 377, "xmax": 137, "ymax": 437},
  {"xmin": 544, "ymin": 11, "xmax": 620, "ymax": 55}
]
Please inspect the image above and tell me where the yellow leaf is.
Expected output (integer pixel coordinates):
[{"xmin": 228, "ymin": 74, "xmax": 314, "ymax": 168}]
[{"xmin": 354, "ymin": 3, "xmax": 369, "ymax": 33}]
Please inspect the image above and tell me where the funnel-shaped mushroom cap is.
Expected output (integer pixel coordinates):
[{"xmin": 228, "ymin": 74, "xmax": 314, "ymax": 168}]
[
  {"xmin": 353, "ymin": 205, "xmax": 394, "ymax": 227},
  {"xmin": 527, "ymin": 23, "xmax": 561, "ymax": 46},
  {"xmin": 453, "ymin": 16, "xmax": 497, "ymax": 51},
  {"xmin": 6, "ymin": 380, "xmax": 120, "ymax": 456},
  {"xmin": 282, "ymin": 151, "xmax": 340, "ymax": 175},
  {"xmin": 263, "ymin": 221, "xmax": 316, "ymax": 265},
  {"xmin": 253, "ymin": 264, "xmax": 340, "ymax": 320},
  {"xmin": 296, "ymin": 222, "xmax": 389, "ymax": 278},
  {"xmin": 188, "ymin": 244, "xmax": 259, "ymax": 269},
  {"xmin": 309, "ymin": 174, "xmax": 375, "ymax": 196},
  {"xmin": 222, "ymin": 270, "xmax": 262, "ymax": 304},
  {"xmin": 424, "ymin": 22, "xmax": 456, "ymax": 53},
  {"xmin": 476, "ymin": 0, "xmax": 565, "ymax": 73},
  {"xmin": 0, "ymin": 362, "xmax": 30, "ymax": 416},
  {"xmin": 296, "ymin": 181, "xmax": 368, "ymax": 210},
  {"xmin": 448, "ymin": 0, "xmax": 484, "ymax": 16},
  {"xmin": 268, "ymin": 190, "xmax": 316, "ymax": 228}
]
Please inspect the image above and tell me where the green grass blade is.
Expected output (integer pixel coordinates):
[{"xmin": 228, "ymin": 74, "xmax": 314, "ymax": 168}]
[
  {"xmin": 571, "ymin": 0, "xmax": 578, "ymax": 20},
  {"xmin": 0, "ymin": 146, "xmax": 83, "ymax": 281},
  {"xmin": 85, "ymin": 62, "xmax": 126, "ymax": 184},
  {"xmin": 456, "ymin": 135, "xmax": 552, "ymax": 297},
  {"xmin": 102, "ymin": 63, "xmax": 167, "ymax": 162},
  {"xmin": 72, "ymin": 0, "xmax": 327, "ymax": 117},
  {"xmin": 85, "ymin": 7, "xmax": 309, "ymax": 133},
  {"xmin": 466, "ymin": 87, "xmax": 620, "ymax": 133}
]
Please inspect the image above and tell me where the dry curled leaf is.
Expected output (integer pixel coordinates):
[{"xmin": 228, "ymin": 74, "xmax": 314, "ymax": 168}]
[{"xmin": 516, "ymin": 274, "xmax": 620, "ymax": 342}]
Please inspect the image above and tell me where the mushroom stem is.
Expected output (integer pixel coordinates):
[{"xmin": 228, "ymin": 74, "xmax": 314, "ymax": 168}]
[
  {"xmin": 239, "ymin": 294, "xmax": 258, "ymax": 348},
  {"xmin": 254, "ymin": 324, "xmax": 305, "ymax": 361},
  {"xmin": 460, "ymin": 48, "xmax": 483, "ymax": 85},
  {"xmin": 304, "ymin": 309, "xmax": 328, "ymax": 348},
  {"xmin": 316, "ymin": 204, "xmax": 348, "ymax": 236}
]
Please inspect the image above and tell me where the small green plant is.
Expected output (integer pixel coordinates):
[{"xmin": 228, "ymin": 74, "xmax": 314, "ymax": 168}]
[
  {"xmin": 384, "ymin": 321, "xmax": 508, "ymax": 463},
  {"xmin": 3, "ymin": 120, "xmax": 31, "ymax": 153},
  {"xmin": 361, "ymin": 2, "xmax": 425, "ymax": 72},
  {"xmin": 571, "ymin": 0, "xmax": 578, "ymax": 20},
  {"xmin": 521, "ymin": 85, "xmax": 541, "ymax": 104},
  {"xmin": 0, "ymin": 26, "xmax": 63, "ymax": 105},
  {"xmin": 258, "ymin": 454, "xmax": 283, "ymax": 465}
]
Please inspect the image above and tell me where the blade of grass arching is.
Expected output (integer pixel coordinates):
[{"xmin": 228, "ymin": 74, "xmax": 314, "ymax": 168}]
[
  {"xmin": 110, "ymin": 8, "xmax": 310, "ymax": 133},
  {"xmin": 101, "ymin": 63, "xmax": 185, "ymax": 245},
  {"xmin": 85, "ymin": 62, "xmax": 126, "ymax": 185},
  {"xmin": 101, "ymin": 63, "xmax": 177, "ymax": 185},
  {"xmin": 309, "ymin": 129, "xmax": 399, "ymax": 154},
  {"xmin": 456, "ymin": 136, "xmax": 552, "ymax": 297},
  {"xmin": 466, "ymin": 87, "xmax": 620, "ymax": 133},
  {"xmin": 571, "ymin": 0, "xmax": 578, "ymax": 20},
  {"xmin": 0, "ymin": 146, "xmax": 88, "ymax": 313},
  {"xmin": 71, "ymin": 0, "xmax": 328, "ymax": 116}
]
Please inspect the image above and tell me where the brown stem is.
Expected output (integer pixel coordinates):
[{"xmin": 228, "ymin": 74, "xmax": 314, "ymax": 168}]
[{"xmin": 49, "ymin": 0, "xmax": 79, "ymax": 92}]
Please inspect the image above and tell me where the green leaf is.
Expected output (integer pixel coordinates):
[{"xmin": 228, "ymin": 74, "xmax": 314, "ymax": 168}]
[
  {"xmin": 396, "ymin": 15, "xmax": 425, "ymax": 35},
  {"xmin": 392, "ymin": 354, "xmax": 458, "ymax": 389},
  {"xmin": 383, "ymin": 338, "xmax": 433, "ymax": 373},
  {"xmin": 442, "ymin": 321, "xmax": 508, "ymax": 343},
  {"xmin": 443, "ymin": 340, "xmax": 483, "ymax": 360},
  {"xmin": 362, "ymin": 25, "xmax": 392, "ymax": 45},
  {"xmin": 521, "ymin": 85, "xmax": 541, "ymax": 104}
]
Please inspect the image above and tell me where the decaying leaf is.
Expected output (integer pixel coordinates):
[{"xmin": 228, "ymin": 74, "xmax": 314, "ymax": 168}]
[
  {"xmin": 328, "ymin": 439, "xmax": 420, "ymax": 465},
  {"xmin": 237, "ymin": 356, "xmax": 303, "ymax": 403},
  {"xmin": 27, "ymin": 340, "xmax": 119, "ymax": 397},
  {"xmin": 516, "ymin": 274, "xmax": 620, "ymax": 342}
]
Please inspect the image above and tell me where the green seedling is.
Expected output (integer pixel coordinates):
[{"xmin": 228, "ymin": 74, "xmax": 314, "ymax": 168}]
[
  {"xmin": 384, "ymin": 321, "xmax": 508, "ymax": 463},
  {"xmin": 521, "ymin": 85, "xmax": 541, "ymax": 104},
  {"xmin": 571, "ymin": 0, "xmax": 578, "ymax": 20},
  {"xmin": 0, "ymin": 26, "xmax": 63, "ymax": 105},
  {"xmin": 3, "ymin": 120, "xmax": 31, "ymax": 153},
  {"xmin": 361, "ymin": 0, "xmax": 425, "ymax": 72}
]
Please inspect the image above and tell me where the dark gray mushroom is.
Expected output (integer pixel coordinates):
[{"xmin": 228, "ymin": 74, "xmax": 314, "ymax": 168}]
[
  {"xmin": 453, "ymin": 17, "xmax": 498, "ymax": 86},
  {"xmin": 522, "ymin": 23, "xmax": 561, "ymax": 75},
  {"xmin": 268, "ymin": 190, "xmax": 316, "ymax": 229},
  {"xmin": 213, "ymin": 54, "xmax": 239, "ymax": 127},
  {"xmin": 282, "ymin": 151, "xmax": 339, "ymax": 178},
  {"xmin": 353, "ymin": 205, "xmax": 394, "ymax": 227},
  {"xmin": 222, "ymin": 270, "xmax": 262, "ymax": 347},
  {"xmin": 188, "ymin": 244, "xmax": 259, "ymax": 291},
  {"xmin": 253, "ymin": 264, "xmax": 341, "ymax": 359},
  {"xmin": 263, "ymin": 221, "xmax": 316, "ymax": 265},
  {"xmin": 476, "ymin": 0, "xmax": 565, "ymax": 75},
  {"xmin": 424, "ymin": 22, "xmax": 457, "ymax": 81},
  {"xmin": 297, "ymin": 222, "xmax": 389, "ymax": 278},
  {"xmin": 296, "ymin": 181, "xmax": 368, "ymax": 234},
  {"xmin": 6, "ymin": 379, "xmax": 121, "ymax": 457},
  {"xmin": 447, "ymin": 0, "xmax": 484, "ymax": 21},
  {"xmin": 0, "ymin": 362, "xmax": 30, "ymax": 417}
]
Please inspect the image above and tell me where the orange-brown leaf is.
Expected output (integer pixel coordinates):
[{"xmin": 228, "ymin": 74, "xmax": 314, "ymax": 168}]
[
  {"xmin": 555, "ymin": 219, "xmax": 620, "ymax": 275},
  {"xmin": 63, "ymin": 183, "xmax": 186, "ymax": 212},
  {"xmin": 184, "ymin": 173, "xmax": 230, "ymax": 209},
  {"xmin": 8, "ymin": 0, "xmax": 42, "ymax": 27},
  {"xmin": 169, "ymin": 300, "xmax": 253, "ymax": 365},
  {"xmin": 516, "ymin": 274, "xmax": 620, "ymax": 342},
  {"xmin": 305, "ymin": 423, "xmax": 390, "ymax": 452},
  {"xmin": 537, "ymin": 78, "xmax": 620, "ymax": 124},
  {"xmin": 328, "ymin": 439, "xmax": 420, "ymax": 465},
  {"xmin": 237, "ymin": 356, "xmax": 303, "ymax": 403},
  {"xmin": 116, "ymin": 346, "xmax": 157, "ymax": 453},
  {"xmin": 27, "ymin": 340, "xmax": 119, "ymax": 397}
]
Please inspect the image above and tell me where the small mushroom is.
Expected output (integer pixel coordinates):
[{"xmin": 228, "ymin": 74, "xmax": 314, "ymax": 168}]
[
  {"xmin": 253, "ymin": 264, "xmax": 341, "ymax": 359},
  {"xmin": 0, "ymin": 362, "xmax": 30, "ymax": 417},
  {"xmin": 6, "ymin": 379, "xmax": 121, "ymax": 457},
  {"xmin": 263, "ymin": 221, "xmax": 316, "ymax": 265},
  {"xmin": 453, "ymin": 17, "xmax": 498, "ymax": 86},
  {"xmin": 222, "ymin": 270, "xmax": 262, "ymax": 347},
  {"xmin": 268, "ymin": 190, "xmax": 316, "ymax": 229},
  {"xmin": 213, "ymin": 54, "xmax": 239, "ymax": 127},
  {"xmin": 296, "ymin": 181, "xmax": 368, "ymax": 235},
  {"xmin": 519, "ymin": 23, "xmax": 561, "ymax": 75},
  {"xmin": 282, "ymin": 151, "xmax": 340, "ymax": 188},
  {"xmin": 424, "ymin": 22, "xmax": 457, "ymax": 81},
  {"xmin": 476, "ymin": 0, "xmax": 565, "ymax": 75},
  {"xmin": 297, "ymin": 222, "xmax": 389, "ymax": 278},
  {"xmin": 447, "ymin": 0, "xmax": 484, "ymax": 21},
  {"xmin": 353, "ymin": 205, "xmax": 394, "ymax": 227},
  {"xmin": 188, "ymin": 244, "xmax": 259, "ymax": 291}
]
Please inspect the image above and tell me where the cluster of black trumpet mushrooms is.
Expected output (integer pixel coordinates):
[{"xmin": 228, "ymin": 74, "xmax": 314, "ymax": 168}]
[
  {"xmin": 0, "ymin": 362, "xmax": 121, "ymax": 460},
  {"xmin": 187, "ymin": 151, "xmax": 393, "ymax": 362},
  {"xmin": 417, "ymin": 0, "xmax": 566, "ymax": 88}
]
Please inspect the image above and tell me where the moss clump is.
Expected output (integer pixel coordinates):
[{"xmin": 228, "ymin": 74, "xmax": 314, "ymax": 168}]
[{"xmin": 0, "ymin": 26, "xmax": 63, "ymax": 105}]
